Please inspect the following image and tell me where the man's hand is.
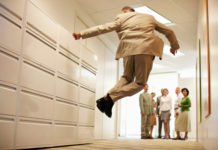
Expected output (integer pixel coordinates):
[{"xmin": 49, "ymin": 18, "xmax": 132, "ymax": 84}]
[
  {"xmin": 178, "ymin": 104, "xmax": 181, "ymax": 107},
  {"xmin": 176, "ymin": 112, "xmax": 179, "ymax": 116},
  {"xmin": 169, "ymin": 113, "xmax": 171, "ymax": 116},
  {"xmin": 170, "ymin": 48, "xmax": 178, "ymax": 55},
  {"xmin": 73, "ymin": 32, "xmax": 81, "ymax": 40}
]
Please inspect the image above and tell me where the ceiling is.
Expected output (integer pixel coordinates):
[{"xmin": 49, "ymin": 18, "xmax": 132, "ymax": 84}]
[{"xmin": 75, "ymin": 0, "xmax": 199, "ymax": 76}]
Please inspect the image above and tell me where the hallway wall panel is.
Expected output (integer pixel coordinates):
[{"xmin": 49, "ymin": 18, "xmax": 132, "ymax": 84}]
[
  {"xmin": 0, "ymin": 0, "xmax": 116, "ymax": 149},
  {"xmin": 56, "ymin": 77, "xmax": 78, "ymax": 102},
  {"xmin": 53, "ymin": 124, "xmax": 77, "ymax": 145},
  {"xmin": 0, "ymin": 16, "xmax": 22, "ymax": 53},
  {"xmin": 58, "ymin": 26, "xmax": 80, "ymax": 58},
  {"xmin": 19, "ymin": 90, "xmax": 53, "ymax": 120},
  {"xmin": 0, "ymin": 84, "xmax": 17, "ymax": 116},
  {"xmin": 54, "ymin": 101, "xmax": 78, "ymax": 123},
  {"xmin": 78, "ymin": 126, "xmax": 94, "ymax": 141},
  {"xmin": 26, "ymin": 2, "xmax": 57, "ymax": 44},
  {"xmin": 79, "ymin": 107, "xmax": 95, "ymax": 126},
  {"xmin": 20, "ymin": 61, "xmax": 55, "ymax": 95},
  {"xmin": 0, "ymin": 50, "xmax": 19, "ymax": 85},
  {"xmin": 80, "ymin": 66, "xmax": 96, "ymax": 90},
  {"xmin": 16, "ymin": 121, "xmax": 52, "ymax": 148},
  {"xmin": 0, "ymin": 119, "xmax": 15, "ymax": 149},
  {"xmin": 23, "ymin": 31, "xmax": 56, "ymax": 70},
  {"xmin": 79, "ymin": 87, "xmax": 95, "ymax": 107},
  {"xmin": 0, "ymin": 0, "xmax": 25, "ymax": 18},
  {"xmin": 197, "ymin": 0, "xmax": 218, "ymax": 149},
  {"xmin": 57, "ymin": 50, "xmax": 80, "ymax": 82}
]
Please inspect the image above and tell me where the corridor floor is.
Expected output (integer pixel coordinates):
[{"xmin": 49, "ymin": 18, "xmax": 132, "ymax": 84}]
[{"xmin": 43, "ymin": 139, "xmax": 205, "ymax": 150}]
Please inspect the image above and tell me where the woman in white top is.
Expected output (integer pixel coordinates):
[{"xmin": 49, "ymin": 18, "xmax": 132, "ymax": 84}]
[{"xmin": 159, "ymin": 88, "xmax": 172, "ymax": 139}]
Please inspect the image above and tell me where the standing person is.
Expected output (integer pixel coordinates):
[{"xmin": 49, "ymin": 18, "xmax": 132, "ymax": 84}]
[
  {"xmin": 150, "ymin": 92, "xmax": 157, "ymax": 138},
  {"xmin": 175, "ymin": 88, "xmax": 191, "ymax": 140},
  {"xmin": 156, "ymin": 89, "xmax": 164, "ymax": 138},
  {"xmin": 174, "ymin": 87, "xmax": 183, "ymax": 139},
  {"xmin": 159, "ymin": 88, "xmax": 172, "ymax": 139},
  {"xmin": 73, "ymin": 6, "xmax": 180, "ymax": 118},
  {"xmin": 139, "ymin": 84, "xmax": 153, "ymax": 139}
]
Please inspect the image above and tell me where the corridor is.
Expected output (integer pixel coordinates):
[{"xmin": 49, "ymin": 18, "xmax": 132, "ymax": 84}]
[
  {"xmin": 0, "ymin": 0, "xmax": 218, "ymax": 150},
  {"xmin": 44, "ymin": 139, "xmax": 205, "ymax": 150}
]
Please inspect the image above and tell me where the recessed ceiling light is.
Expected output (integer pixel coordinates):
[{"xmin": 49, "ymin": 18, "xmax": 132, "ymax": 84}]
[
  {"xmin": 94, "ymin": 55, "xmax": 98, "ymax": 61},
  {"xmin": 133, "ymin": 5, "xmax": 171, "ymax": 24},
  {"xmin": 163, "ymin": 45, "xmax": 184, "ymax": 58}
]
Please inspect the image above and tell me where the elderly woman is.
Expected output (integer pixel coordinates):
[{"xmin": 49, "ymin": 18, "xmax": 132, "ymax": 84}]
[
  {"xmin": 175, "ymin": 88, "xmax": 191, "ymax": 140},
  {"xmin": 159, "ymin": 88, "xmax": 172, "ymax": 139}
]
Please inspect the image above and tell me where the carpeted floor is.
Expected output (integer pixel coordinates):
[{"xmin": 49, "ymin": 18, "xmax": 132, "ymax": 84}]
[{"xmin": 43, "ymin": 139, "xmax": 205, "ymax": 150}]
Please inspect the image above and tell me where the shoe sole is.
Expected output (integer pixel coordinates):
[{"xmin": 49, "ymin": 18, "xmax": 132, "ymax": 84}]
[{"xmin": 96, "ymin": 99, "xmax": 105, "ymax": 113}]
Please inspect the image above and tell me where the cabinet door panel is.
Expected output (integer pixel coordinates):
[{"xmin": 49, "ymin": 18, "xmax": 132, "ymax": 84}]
[
  {"xmin": 79, "ymin": 107, "xmax": 94, "ymax": 126},
  {"xmin": 54, "ymin": 101, "xmax": 77, "ymax": 123},
  {"xmin": 23, "ymin": 31, "xmax": 56, "ymax": 70},
  {"xmin": 78, "ymin": 126, "xmax": 94, "ymax": 140},
  {"xmin": 0, "ymin": 85, "xmax": 16, "ymax": 115},
  {"xmin": 26, "ymin": 2, "xmax": 57, "ymax": 42},
  {"xmin": 20, "ymin": 62, "xmax": 55, "ymax": 95},
  {"xmin": 57, "ymin": 52, "xmax": 79, "ymax": 81},
  {"xmin": 79, "ymin": 87, "xmax": 95, "ymax": 107},
  {"xmin": 59, "ymin": 27, "xmax": 80, "ymax": 57},
  {"xmin": 0, "ymin": 119, "xmax": 15, "ymax": 149},
  {"xmin": 53, "ymin": 125, "xmax": 77, "ymax": 145},
  {"xmin": 0, "ymin": 51, "xmax": 19, "ymax": 84},
  {"xmin": 19, "ymin": 91, "xmax": 53, "ymax": 120},
  {"xmin": 0, "ymin": 17, "xmax": 22, "ymax": 52},
  {"xmin": 80, "ymin": 67, "xmax": 96, "ymax": 90},
  {"xmin": 16, "ymin": 122, "xmax": 52, "ymax": 148},
  {"xmin": 81, "ymin": 46, "xmax": 97, "ymax": 69}
]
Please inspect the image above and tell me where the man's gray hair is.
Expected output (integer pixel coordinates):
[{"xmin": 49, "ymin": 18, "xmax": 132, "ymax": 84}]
[{"xmin": 122, "ymin": 6, "xmax": 135, "ymax": 12}]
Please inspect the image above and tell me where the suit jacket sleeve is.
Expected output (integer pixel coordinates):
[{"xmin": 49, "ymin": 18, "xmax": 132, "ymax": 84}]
[
  {"xmin": 80, "ymin": 15, "xmax": 121, "ymax": 39},
  {"xmin": 154, "ymin": 19, "xmax": 180, "ymax": 50}
]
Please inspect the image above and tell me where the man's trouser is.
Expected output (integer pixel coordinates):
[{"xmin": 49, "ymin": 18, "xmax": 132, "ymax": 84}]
[
  {"xmin": 108, "ymin": 54, "xmax": 154, "ymax": 102},
  {"xmin": 141, "ymin": 113, "xmax": 152, "ymax": 137},
  {"xmin": 158, "ymin": 116, "xmax": 162, "ymax": 137},
  {"xmin": 174, "ymin": 109, "xmax": 179, "ymax": 132}
]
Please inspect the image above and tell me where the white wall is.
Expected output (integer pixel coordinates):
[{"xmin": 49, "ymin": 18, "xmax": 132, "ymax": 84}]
[
  {"xmin": 196, "ymin": 0, "xmax": 218, "ymax": 149},
  {"xmin": 0, "ymin": 0, "xmax": 118, "ymax": 149}
]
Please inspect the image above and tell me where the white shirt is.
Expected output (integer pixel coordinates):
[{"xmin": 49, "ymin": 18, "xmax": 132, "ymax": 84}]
[
  {"xmin": 160, "ymin": 95, "xmax": 172, "ymax": 113},
  {"xmin": 174, "ymin": 93, "xmax": 183, "ymax": 112}
]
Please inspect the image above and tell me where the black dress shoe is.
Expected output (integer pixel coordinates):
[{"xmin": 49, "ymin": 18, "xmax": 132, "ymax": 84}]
[
  {"xmin": 173, "ymin": 137, "xmax": 182, "ymax": 140},
  {"xmin": 96, "ymin": 97, "xmax": 106, "ymax": 113},
  {"xmin": 104, "ymin": 94, "xmax": 114, "ymax": 118}
]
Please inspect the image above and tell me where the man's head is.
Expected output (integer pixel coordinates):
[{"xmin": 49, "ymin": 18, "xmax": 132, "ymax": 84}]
[
  {"xmin": 121, "ymin": 6, "xmax": 135, "ymax": 13},
  {"xmin": 144, "ymin": 84, "xmax": 149, "ymax": 92},
  {"xmin": 175, "ymin": 87, "xmax": 180, "ymax": 95}
]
